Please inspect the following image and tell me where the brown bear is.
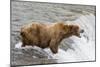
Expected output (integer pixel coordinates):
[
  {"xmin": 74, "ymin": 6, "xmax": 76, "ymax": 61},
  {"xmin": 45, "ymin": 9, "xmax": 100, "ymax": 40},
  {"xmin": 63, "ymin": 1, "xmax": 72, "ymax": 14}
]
[{"xmin": 20, "ymin": 22, "xmax": 83, "ymax": 54}]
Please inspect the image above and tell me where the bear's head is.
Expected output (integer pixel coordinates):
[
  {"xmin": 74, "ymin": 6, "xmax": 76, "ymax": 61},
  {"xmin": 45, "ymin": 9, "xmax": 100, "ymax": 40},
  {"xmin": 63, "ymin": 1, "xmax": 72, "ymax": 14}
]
[{"xmin": 63, "ymin": 24, "xmax": 84, "ymax": 38}]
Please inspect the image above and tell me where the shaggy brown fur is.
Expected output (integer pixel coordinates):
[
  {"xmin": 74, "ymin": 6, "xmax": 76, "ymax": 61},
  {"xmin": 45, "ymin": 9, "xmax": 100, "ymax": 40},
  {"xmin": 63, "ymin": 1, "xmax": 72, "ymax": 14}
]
[{"xmin": 20, "ymin": 22, "xmax": 81, "ymax": 54}]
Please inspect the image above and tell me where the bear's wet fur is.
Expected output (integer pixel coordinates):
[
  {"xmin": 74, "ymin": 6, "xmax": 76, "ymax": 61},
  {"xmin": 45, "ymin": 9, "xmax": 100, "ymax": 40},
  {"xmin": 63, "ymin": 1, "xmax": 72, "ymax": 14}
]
[{"xmin": 20, "ymin": 22, "xmax": 81, "ymax": 54}]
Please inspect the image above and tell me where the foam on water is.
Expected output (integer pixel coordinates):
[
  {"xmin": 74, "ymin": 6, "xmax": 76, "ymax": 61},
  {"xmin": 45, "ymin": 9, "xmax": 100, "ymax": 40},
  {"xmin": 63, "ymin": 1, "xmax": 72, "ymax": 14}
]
[{"xmin": 15, "ymin": 42, "xmax": 22, "ymax": 49}]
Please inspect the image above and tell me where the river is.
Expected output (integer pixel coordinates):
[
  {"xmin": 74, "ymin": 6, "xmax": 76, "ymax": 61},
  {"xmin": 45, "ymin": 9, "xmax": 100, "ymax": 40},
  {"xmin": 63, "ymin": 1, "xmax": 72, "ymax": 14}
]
[{"xmin": 11, "ymin": 0, "xmax": 96, "ymax": 66}]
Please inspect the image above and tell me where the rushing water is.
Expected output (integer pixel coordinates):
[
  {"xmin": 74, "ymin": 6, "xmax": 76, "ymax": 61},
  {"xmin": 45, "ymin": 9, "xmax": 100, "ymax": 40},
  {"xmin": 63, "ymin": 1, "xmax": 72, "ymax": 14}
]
[{"xmin": 11, "ymin": 0, "xmax": 96, "ymax": 66}]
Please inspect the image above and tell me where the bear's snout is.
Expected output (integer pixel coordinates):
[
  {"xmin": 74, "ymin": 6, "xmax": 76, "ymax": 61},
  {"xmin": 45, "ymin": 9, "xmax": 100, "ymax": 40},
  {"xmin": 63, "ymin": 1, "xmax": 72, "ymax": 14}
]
[
  {"xmin": 80, "ymin": 29, "xmax": 84, "ymax": 33},
  {"xmin": 75, "ymin": 29, "xmax": 84, "ymax": 38},
  {"xmin": 77, "ymin": 29, "xmax": 84, "ymax": 38}
]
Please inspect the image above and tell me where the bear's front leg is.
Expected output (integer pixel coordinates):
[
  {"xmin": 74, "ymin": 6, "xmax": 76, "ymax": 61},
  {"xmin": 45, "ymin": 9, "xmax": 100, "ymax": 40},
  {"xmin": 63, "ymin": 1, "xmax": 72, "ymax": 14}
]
[
  {"xmin": 21, "ymin": 44, "xmax": 25, "ymax": 47},
  {"xmin": 21, "ymin": 38, "xmax": 28, "ymax": 47},
  {"xmin": 49, "ymin": 39, "xmax": 59, "ymax": 54},
  {"xmin": 21, "ymin": 42, "xmax": 26, "ymax": 47}
]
